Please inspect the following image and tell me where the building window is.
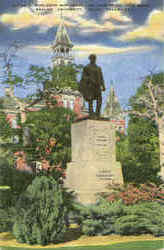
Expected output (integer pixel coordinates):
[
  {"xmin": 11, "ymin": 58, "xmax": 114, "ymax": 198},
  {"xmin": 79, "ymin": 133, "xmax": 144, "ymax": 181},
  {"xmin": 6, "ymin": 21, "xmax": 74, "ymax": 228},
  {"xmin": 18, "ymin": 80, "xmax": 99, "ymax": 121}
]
[
  {"xmin": 70, "ymin": 100, "xmax": 74, "ymax": 110},
  {"xmin": 13, "ymin": 136, "xmax": 19, "ymax": 144},
  {"xmin": 118, "ymin": 126, "xmax": 122, "ymax": 132},
  {"xmin": 63, "ymin": 99, "xmax": 67, "ymax": 108},
  {"xmin": 11, "ymin": 118, "xmax": 19, "ymax": 143},
  {"xmin": 11, "ymin": 119, "xmax": 17, "ymax": 128},
  {"xmin": 36, "ymin": 161, "xmax": 42, "ymax": 172}
]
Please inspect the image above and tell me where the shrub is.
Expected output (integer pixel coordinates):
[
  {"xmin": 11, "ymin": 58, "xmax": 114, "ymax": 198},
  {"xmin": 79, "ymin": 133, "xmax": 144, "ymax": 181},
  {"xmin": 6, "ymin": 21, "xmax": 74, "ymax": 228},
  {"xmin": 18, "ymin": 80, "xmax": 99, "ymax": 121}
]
[
  {"xmin": 74, "ymin": 199, "xmax": 164, "ymax": 237},
  {"xmin": 114, "ymin": 202, "xmax": 164, "ymax": 236},
  {"xmin": 0, "ymin": 158, "xmax": 33, "ymax": 233},
  {"xmin": 13, "ymin": 176, "xmax": 74, "ymax": 245},
  {"xmin": 103, "ymin": 183, "xmax": 164, "ymax": 205},
  {"xmin": 0, "ymin": 207, "xmax": 15, "ymax": 232},
  {"xmin": 74, "ymin": 199, "xmax": 126, "ymax": 236},
  {"xmin": 0, "ymin": 157, "xmax": 34, "ymax": 209}
]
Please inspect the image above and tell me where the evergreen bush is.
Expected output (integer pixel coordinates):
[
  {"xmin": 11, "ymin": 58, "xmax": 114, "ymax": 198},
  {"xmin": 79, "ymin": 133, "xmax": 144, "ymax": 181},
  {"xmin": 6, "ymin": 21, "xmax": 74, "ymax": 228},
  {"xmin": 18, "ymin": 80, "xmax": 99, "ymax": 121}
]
[
  {"xmin": 0, "ymin": 157, "xmax": 34, "ymax": 209},
  {"xmin": 74, "ymin": 199, "xmax": 164, "ymax": 237},
  {"xmin": 13, "ymin": 176, "xmax": 74, "ymax": 245},
  {"xmin": 114, "ymin": 202, "xmax": 164, "ymax": 236},
  {"xmin": 0, "ymin": 207, "xmax": 15, "ymax": 232},
  {"xmin": 74, "ymin": 199, "xmax": 125, "ymax": 236},
  {"xmin": 0, "ymin": 157, "xmax": 33, "ymax": 233}
]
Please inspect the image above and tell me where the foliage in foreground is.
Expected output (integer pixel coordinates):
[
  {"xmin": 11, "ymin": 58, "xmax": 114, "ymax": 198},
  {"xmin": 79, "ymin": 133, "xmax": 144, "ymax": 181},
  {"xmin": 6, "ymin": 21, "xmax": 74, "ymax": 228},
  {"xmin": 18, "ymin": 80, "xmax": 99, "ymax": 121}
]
[
  {"xmin": 103, "ymin": 183, "xmax": 164, "ymax": 205},
  {"xmin": 24, "ymin": 106, "xmax": 76, "ymax": 171},
  {"xmin": 74, "ymin": 198, "xmax": 164, "ymax": 237},
  {"xmin": 74, "ymin": 199, "xmax": 124, "ymax": 236},
  {"xmin": 116, "ymin": 73, "xmax": 164, "ymax": 185},
  {"xmin": 0, "ymin": 158, "xmax": 34, "ymax": 209},
  {"xmin": 0, "ymin": 102, "xmax": 76, "ymax": 181},
  {"xmin": 0, "ymin": 157, "xmax": 34, "ymax": 233},
  {"xmin": 116, "ymin": 118, "xmax": 160, "ymax": 185},
  {"xmin": 115, "ymin": 202, "xmax": 164, "ymax": 236},
  {"xmin": 13, "ymin": 176, "xmax": 74, "ymax": 245},
  {"xmin": 0, "ymin": 208, "xmax": 15, "ymax": 233}
]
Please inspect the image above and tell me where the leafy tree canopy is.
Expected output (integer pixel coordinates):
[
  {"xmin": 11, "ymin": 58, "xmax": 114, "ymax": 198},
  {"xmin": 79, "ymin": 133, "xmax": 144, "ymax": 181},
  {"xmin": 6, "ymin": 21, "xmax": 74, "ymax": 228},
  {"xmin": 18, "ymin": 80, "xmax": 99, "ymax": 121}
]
[
  {"xmin": 129, "ymin": 72, "xmax": 164, "ymax": 116},
  {"xmin": 26, "ymin": 63, "xmax": 83, "ymax": 92},
  {"xmin": 116, "ymin": 73, "xmax": 164, "ymax": 184}
]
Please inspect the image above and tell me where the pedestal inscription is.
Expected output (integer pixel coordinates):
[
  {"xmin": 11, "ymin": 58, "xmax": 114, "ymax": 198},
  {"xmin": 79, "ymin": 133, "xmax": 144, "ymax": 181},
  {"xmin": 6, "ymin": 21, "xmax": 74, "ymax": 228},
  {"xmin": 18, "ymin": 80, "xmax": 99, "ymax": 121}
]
[
  {"xmin": 72, "ymin": 120, "xmax": 115, "ymax": 162},
  {"xmin": 65, "ymin": 119, "xmax": 123, "ymax": 204},
  {"xmin": 96, "ymin": 170, "xmax": 113, "ymax": 180}
]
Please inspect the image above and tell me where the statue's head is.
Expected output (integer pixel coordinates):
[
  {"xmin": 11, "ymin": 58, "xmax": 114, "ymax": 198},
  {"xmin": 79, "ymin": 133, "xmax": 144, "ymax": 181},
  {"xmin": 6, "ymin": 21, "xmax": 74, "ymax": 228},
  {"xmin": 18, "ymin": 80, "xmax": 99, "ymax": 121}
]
[{"xmin": 89, "ymin": 54, "xmax": 96, "ymax": 63}]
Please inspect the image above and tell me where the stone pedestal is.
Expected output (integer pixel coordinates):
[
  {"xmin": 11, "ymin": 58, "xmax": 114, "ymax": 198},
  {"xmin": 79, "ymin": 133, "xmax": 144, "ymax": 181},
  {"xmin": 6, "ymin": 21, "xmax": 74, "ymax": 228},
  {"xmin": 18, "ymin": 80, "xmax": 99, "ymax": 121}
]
[{"xmin": 64, "ymin": 119, "xmax": 123, "ymax": 204}]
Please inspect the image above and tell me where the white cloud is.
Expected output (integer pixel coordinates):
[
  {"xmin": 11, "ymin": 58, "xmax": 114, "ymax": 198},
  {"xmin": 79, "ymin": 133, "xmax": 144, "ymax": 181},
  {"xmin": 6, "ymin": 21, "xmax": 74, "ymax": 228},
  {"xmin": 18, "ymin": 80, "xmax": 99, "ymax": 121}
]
[
  {"xmin": 120, "ymin": 10, "xmax": 164, "ymax": 42},
  {"xmin": 29, "ymin": 43, "xmax": 155, "ymax": 57},
  {"xmin": 74, "ymin": 44, "xmax": 155, "ymax": 57},
  {"xmin": 103, "ymin": 10, "xmax": 132, "ymax": 23},
  {"xmin": 0, "ymin": 1, "xmax": 85, "ymax": 32},
  {"xmin": 0, "ymin": 0, "xmax": 132, "ymax": 34},
  {"xmin": 117, "ymin": 0, "xmax": 141, "ymax": 4}
]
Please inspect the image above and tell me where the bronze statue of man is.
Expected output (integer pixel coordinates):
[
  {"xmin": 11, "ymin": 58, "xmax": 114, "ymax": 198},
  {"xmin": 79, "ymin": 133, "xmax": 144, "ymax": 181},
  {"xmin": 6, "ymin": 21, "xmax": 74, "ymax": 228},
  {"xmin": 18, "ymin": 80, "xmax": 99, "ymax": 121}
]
[{"xmin": 79, "ymin": 54, "xmax": 106, "ymax": 118}]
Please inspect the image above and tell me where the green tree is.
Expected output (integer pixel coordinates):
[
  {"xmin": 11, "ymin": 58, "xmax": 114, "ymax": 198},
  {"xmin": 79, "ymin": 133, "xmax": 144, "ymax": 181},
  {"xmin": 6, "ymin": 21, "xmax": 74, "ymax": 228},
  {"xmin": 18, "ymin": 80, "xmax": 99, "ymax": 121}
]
[
  {"xmin": 0, "ymin": 102, "xmax": 76, "ymax": 180},
  {"xmin": 26, "ymin": 63, "xmax": 83, "ymax": 94},
  {"xmin": 24, "ymin": 105, "xmax": 76, "ymax": 176},
  {"xmin": 128, "ymin": 72, "xmax": 164, "ymax": 179},
  {"xmin": 0, "ymin": 62, "xmax": 81, "ymax": 179},
  {"xmin": 0, "ymin": 41, "xmax": 24, "ymax": 87},
  {"xmin": 13, "ymin": 176, "xmax": 74, "ymax": 245},
  {"xmin": 121, "ymin": 117, "xmax": 160, "ymax": 184},
  {"xmin": 0, "ymin": 157, "xmax": 34, "ymax": 232},
  {"xmin": 0, "ymin": 157, "xmax": 34, "ymax": 208},
  {"xmin": 116, "ymin": 73, "xmax": 164, "ymax": 184}
]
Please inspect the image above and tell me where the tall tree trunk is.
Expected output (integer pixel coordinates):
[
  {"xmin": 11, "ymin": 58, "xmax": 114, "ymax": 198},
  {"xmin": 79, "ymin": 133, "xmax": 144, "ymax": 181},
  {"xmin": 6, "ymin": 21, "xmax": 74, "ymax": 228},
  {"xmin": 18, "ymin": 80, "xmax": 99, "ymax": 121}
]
[{"xmin": 158, "ymin": 117, "xmax": 164, "ymax": 179}]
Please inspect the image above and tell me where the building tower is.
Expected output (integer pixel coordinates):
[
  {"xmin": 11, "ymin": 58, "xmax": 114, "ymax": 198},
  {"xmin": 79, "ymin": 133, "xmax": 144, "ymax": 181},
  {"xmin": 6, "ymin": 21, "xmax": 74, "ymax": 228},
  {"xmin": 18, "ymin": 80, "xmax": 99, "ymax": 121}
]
[
  {"xmin": 50, "ymin": 17, "xmax": 87, "ymax": 118},
  {"xmin": 103, "ymin": 82, "xmax": 125, "ymax": 132},
  {"xmin": 52, "ymin": 18, "xmax": 74, "ymax": 66}
]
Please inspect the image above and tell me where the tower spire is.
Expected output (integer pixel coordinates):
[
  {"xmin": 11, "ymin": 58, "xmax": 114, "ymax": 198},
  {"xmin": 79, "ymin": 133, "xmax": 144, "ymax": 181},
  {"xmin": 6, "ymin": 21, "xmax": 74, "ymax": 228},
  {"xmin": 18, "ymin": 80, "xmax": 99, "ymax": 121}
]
[
  {"xmin": 52, "ymin": 14, "xmax": 74, "ymax": 66},
  {"xmin": 103, "ymin": 81, "xmax": 123, "ymax": 120}
]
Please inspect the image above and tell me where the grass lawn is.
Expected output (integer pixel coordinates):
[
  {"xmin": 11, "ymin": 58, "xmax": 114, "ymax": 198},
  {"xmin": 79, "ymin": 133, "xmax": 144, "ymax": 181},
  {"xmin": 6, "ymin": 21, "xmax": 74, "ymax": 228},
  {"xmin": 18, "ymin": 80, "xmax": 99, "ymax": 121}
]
[
  {"xmin": 0, "ymin": 240, "xmax": 163, "ymax": 250},
  {"xmin": 1, "ymin": 227, "xmax": 164, "ymax": 250}
]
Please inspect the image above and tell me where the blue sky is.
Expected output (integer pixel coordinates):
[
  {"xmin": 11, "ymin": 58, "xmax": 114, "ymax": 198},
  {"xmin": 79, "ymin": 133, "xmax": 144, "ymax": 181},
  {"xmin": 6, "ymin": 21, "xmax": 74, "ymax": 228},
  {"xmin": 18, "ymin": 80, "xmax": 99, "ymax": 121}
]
[{"xmin": 0, "ymin": 0, "xmax": 163, "ymax": 108}]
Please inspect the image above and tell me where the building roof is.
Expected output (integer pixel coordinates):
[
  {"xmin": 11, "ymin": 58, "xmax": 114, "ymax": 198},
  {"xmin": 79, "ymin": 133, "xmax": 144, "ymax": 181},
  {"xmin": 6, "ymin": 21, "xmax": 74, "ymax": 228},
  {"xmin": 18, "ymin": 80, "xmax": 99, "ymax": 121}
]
[{"xmin": 53, "ymin": 20, "xmax": 73, "ymax": 48}]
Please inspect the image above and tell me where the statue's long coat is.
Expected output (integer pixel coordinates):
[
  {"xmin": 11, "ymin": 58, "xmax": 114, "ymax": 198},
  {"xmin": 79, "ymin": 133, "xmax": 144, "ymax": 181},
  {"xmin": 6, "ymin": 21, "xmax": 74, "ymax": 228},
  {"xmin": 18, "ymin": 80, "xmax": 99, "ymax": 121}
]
[{"xmin": 79, "ymin": 63, "xmax": 104, "ymax": 101}]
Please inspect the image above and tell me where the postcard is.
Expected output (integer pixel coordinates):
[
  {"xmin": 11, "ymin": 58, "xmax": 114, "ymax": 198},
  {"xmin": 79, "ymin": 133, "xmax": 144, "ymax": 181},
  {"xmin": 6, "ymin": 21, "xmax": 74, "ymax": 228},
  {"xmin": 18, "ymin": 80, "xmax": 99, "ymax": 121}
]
[{"xmin": 0, "ymin": 0, "xmax": 164, "ymax": 249}]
